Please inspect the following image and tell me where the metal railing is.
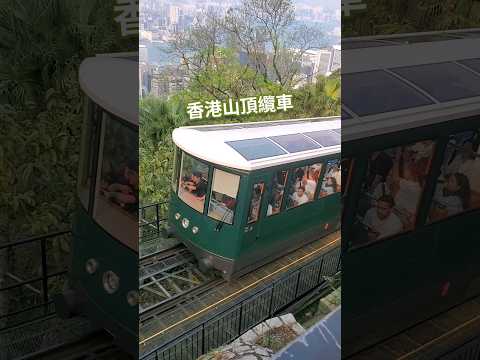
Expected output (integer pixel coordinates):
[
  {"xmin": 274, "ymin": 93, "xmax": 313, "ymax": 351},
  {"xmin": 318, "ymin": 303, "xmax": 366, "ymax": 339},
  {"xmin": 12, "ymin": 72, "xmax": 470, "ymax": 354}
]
[
  {"xmin": 139, "ymin": 202, "xmax": 168, "ymax": 241},
  {"xmin": 141, "ymin": 245, "xmax": 342, "ymax": 360},
  {"xmin": 0, "ymin": 231, "xmax": 71, "ymax": 332}
]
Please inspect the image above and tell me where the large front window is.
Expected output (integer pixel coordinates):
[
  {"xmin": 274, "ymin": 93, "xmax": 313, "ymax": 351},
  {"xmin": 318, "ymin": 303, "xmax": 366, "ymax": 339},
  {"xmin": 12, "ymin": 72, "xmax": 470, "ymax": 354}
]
[
  {"xmin": 78, "ymin": 100, "xmax": 99, "ymax": 210},
  {"xmin": 92, "ymin": 111, "xmax": 138, "ymax": 250},
  {"xmin": 178, "ymin": 153, "xmax": 209, "ymax": 213},
  {"xmin": 207, "ymin": 169, "xmax": 240, "ymax": 224}
]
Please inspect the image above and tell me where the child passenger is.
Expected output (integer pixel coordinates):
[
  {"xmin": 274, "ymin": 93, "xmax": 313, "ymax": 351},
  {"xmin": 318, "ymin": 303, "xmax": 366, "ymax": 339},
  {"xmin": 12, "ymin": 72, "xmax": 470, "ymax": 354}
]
[{"xmin": 431, "ymin": 172, "xmax": 470, "ymax": 219}]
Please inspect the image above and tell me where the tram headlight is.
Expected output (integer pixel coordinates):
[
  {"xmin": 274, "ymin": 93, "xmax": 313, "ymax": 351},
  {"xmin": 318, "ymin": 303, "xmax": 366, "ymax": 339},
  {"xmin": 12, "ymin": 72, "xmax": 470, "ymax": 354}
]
[
  {"xmin": 126, "ymin": 290, "xmax": 139, "ymax": 306},
  {"xmin": 85, "ymin": 258, "xmax": 98, "ymax": 274},
  {"xmin": 192, "ymin": 226, "xmax": 199, "ymax": 234},
  {"xmin": 182, "ymin": 218, "xmax": 190, "ymax": 229},
  {"xmin": 103, "ymin": 271, "xmax": 120, "ymax": 294},
  {"xmin": 175, "ymin": 212, "xmax": 181, "ymax": 220}
]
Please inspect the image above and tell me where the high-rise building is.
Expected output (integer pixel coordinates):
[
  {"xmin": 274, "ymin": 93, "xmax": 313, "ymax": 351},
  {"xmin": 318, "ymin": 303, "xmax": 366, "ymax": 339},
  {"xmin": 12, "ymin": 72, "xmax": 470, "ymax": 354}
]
[
  {"xmin": 150, "ymin": 66, "xmax": 188, "ymax": 97},
  {"xmin": 169, "ymin": 5, "xmax": 180, "ymax": 25},
  {"xmin": 139, "ymin": 45, "xmax": 148, "ymax": 63}
]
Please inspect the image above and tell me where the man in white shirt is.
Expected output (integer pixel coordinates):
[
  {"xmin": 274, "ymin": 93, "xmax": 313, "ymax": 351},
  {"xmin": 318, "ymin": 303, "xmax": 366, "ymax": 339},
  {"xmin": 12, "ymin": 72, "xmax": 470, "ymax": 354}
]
[
  {"xmin": 291, "ymin": 186, "xmax": 309, "ymax": 207},
  {"xmin": 364, "ymin": 195, "xmax": 403, "ymax": 241}
]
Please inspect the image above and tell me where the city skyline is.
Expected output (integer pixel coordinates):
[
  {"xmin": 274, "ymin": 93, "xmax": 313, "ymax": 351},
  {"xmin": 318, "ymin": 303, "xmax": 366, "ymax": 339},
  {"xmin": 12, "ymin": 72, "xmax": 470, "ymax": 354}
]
[{"xmin": 140, "ymin": 0, "xmax": 340, "ymax": 98}]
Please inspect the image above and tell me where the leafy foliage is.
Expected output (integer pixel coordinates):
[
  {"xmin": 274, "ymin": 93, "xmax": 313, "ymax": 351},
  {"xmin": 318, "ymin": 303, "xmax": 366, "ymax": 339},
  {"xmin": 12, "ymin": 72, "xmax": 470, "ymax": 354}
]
[
  {"xmin": 141, "ymin": 69, "xmax": 340, "ymax": 205},
  {"xmin": 0, "ymin": 0, "xmax": 136, "ymax": 239},
  {"xmin": 0, "ymin": 0, "xmax": 136, "ymax": 330},
  {"xmin": 343, "ymin": 0, "xmax": 480, "ymax": 37}
]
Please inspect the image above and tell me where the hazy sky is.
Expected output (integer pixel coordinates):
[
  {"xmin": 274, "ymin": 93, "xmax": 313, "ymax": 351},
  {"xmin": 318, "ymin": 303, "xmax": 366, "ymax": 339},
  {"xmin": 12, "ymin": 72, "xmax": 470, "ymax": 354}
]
[
  {"xmin": 156, "ymin": 0, "xmax": 340, "ymax": 10},
  {"xmin": 297, "ymin": 0, "xmax": 339, "ymax": 9}
]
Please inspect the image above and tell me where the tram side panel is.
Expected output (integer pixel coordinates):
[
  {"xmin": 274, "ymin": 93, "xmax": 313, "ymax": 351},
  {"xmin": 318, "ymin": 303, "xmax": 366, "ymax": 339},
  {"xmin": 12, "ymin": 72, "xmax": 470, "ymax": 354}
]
[{"xmin": 342, "ymin": 123, "xmax": 480, "ymax": 355}]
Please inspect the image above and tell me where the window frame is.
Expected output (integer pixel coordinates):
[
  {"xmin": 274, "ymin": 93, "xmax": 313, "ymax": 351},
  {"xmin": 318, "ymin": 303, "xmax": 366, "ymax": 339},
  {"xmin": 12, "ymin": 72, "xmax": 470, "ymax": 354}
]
[
  {"xmin": 77, "ymin": 99, "xmax": 101, "ymax": 213},
  {"xmin": 283, "ymin": 160, "xmax": 324, "ymax": 212},
  {"xmin": 246, "ymin": 181, "xmax": 266, "ymax": 224},
  {"xmin": 347, "ymin": 139, "xmax": 437, "ymax": 251},
  {"xmin": 171, "ymin": 145, "xmax": 181, "ymax": 192},
  {"xmin": 91, "ymin": 110, "xmax": 139, "ymax": 251},
  {"xmin": 318, "ymin": 158, "xmax": 341, "ymax": 199},
  {"xmin": 176, "ymin": 151, "xmax": 211, "ymax": 215},
  {"xmin": 426, "ymin": 129, "xmax": 480, "ymax": 225},
  {"xmin": 207, "ymin": 167, "xmax": 241, "ymax": 225},
  {"xmin": 266, "ymin": 169, "xmax": 289, "ymax": 217}
]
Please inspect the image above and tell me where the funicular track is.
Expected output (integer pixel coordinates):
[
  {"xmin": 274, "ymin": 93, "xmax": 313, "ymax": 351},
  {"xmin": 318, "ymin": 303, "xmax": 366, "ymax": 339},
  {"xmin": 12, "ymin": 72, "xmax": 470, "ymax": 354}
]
[
  {"xmin": 347, "ymin": 294, "xmax": 480, "ymax": 360},
  {"xmin": 139, "ymin": 244, "xmax": 222, "ymax": 323},
  {"xmin": 139, "ymin": 232, "xmax": 341, "ymax": 360},
  {"xmin": 139, "ymin": 203, "xmax": 223, "ymax": 325}
]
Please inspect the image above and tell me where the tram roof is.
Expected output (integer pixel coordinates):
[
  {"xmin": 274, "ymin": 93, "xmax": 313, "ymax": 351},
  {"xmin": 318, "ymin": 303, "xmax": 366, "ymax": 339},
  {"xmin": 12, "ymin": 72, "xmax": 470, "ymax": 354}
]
[
  {"xmin": 342, "ymin": 30, "xmax": 480, "ymax": 141},
  {"xmin": 79, "ymin": 54, "xmax": 138, "ymax": 126},
  {"xmin": 172, "ymin": 117, "xmax": 341, "ymax": 171}
]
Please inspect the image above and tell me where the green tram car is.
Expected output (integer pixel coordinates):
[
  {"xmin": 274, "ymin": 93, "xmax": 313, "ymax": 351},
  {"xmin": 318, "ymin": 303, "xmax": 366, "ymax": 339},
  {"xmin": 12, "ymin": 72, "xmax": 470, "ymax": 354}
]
[
  {"xmin": 168, "ymin": 118, "xmax": 341, "ymax": 280},
  {"xmin": 55, "ymin": 54, "xmax": 139, "ymax": 355},
  {"xmin": 342, "ymin": 30, "xmax": 480, "ymax": 355}
]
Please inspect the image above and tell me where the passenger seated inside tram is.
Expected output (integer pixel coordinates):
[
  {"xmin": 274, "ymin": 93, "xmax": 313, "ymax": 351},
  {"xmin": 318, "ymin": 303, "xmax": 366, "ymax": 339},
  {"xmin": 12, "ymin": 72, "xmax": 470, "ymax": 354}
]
[
  {"xmin": 363, "ymin": 195, "xmax": 403, "ymax": 242},
  {"xmin": 430, "ymin": 172, "xmax": 471, "ymax": 221},
  {"xmin": 101, "ymin": 160, "xmax": 139, "ymax": 214},
  {"xmin": 304, "ymin": 167, "xmax": 319, "ymax": 200},
  {"xmin": 267, "ymin": 189, "xmax": 284, "ymax": 216},
  {"xmin": 290, "ymin": 186, "xmax": 309, "ymax": 207},
  {"xmin": 320, "ymin": 176, "xmax": 338, "ymax": 197},
  {"xmin": 181, "ymin": 171, "xmax": 207, "ymax": 199},
  {"xmin": 248, "ymin": 185, "xmax": 263, "ymax": 223}
]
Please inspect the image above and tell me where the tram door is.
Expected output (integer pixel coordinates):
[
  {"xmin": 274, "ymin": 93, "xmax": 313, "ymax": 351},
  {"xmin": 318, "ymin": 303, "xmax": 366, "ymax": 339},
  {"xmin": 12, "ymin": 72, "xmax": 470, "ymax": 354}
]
[{"xmin": 243, "ymin": 175, "xmax": 269, "ymax": 250}]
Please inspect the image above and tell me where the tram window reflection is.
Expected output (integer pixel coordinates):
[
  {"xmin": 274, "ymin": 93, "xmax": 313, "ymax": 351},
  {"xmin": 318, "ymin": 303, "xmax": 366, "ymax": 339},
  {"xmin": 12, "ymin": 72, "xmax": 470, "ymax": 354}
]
[
  {"xmin": 98, "ymin": 115, "xmax": 139, "ymax": 216},
  {"xmin": 352, "ymin": 141, "xmax": 435, "ymax": 246},
  {"xmin": 78, "ymin": 101, "xmax": 98, "ymax": 210},
  {"xmin": 429, "ymin": 129, "xmax": 480, "ymax": 222},
  {"xmin": 207, "ymin": 169, "xmax": 240, "ymax": 224},
  {"xmin": 178, "ymin": 153, "xmax": 209, "ymax": 213},
  {"xmin": 248, "ymin": 182, "xmax": 265, "ymax": 224},
  {"xmin": 319, "ymin": 159, "xmax": 341, "ymax": 198},
  {"xmin": 267, "ymin": 170, "xmax": 288, "ymax": 216},
  {"xmin": 286, "ymin": 163, "xmax": 322, "ymax": 209}
]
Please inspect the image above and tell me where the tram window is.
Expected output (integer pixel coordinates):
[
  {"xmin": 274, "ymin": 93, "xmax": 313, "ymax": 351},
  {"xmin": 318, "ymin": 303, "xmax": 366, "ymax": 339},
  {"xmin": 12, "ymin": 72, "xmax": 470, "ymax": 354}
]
[
  {"xmin": 352, "ymin": 141, "xmax": 435, "ymax": 246},
  {"xmin": 171, "ymin": 146, "xmax": 181, "ymax": 191},
  {"xmin": 96, "ymin": 114, "xmax": 139, "ymax": 216},
  {"xmin": 207, "ymin": 169, "xmax": 240, "ymax": 225},
  {"xmin": 267, "ymin": 170, "xmax": 288, "ymax": 216},
  {"xmin": 319, "ymin": 159, "xmax": 341, "ymax": 198},
  {"xmin": 92, "ymin": 112, "xmax": 139, "ymax": 250},
  {"xmin": 78, "ymin": 101, "xmax": 98, "ymax": 210},
  {"xmin": 286, "ymin": 163, "xmax": 322, "ymax": 209},
  {"xmin": 428, "ymin": 129, "xmax": 480, "ymax": 223},
  {"xmin": 178, "ymin": 153, "xmax": 209, "ymax": 214},
  {"xmin": 247, "ymin": 182, "xmax": 265, "ymax": 224}
]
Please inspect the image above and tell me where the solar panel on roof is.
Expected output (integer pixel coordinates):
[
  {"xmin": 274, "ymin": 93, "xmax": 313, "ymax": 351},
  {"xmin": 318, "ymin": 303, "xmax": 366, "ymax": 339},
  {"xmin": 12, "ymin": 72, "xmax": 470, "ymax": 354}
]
[
  {"xmin": 392, "ymin": 62, "xmax": 480, "ymax": 102},
  {"xmin": 304, "ymin": 131, "xmax": 340, "ymax": 147},
  {"xmin": 460, "ymin": 58, "xmax": 480, "ymax": 74},
  {"xmin": 226, "ymin": 138, "xmax": 286, "ymax": 160},
  {"xmin": 342, "ymin": 70, "xmax": 433, "ymax": 116},
  {"xmin": 269, "ymin": 134, "xmax": 321, "ymax": 153}
]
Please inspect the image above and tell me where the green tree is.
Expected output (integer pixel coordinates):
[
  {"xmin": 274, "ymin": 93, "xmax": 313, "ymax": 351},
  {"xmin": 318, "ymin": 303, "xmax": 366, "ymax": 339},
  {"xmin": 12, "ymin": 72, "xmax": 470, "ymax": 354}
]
[{"xmin": 0, "ymin": 0, "xmax": 136, "ymax": 330}]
